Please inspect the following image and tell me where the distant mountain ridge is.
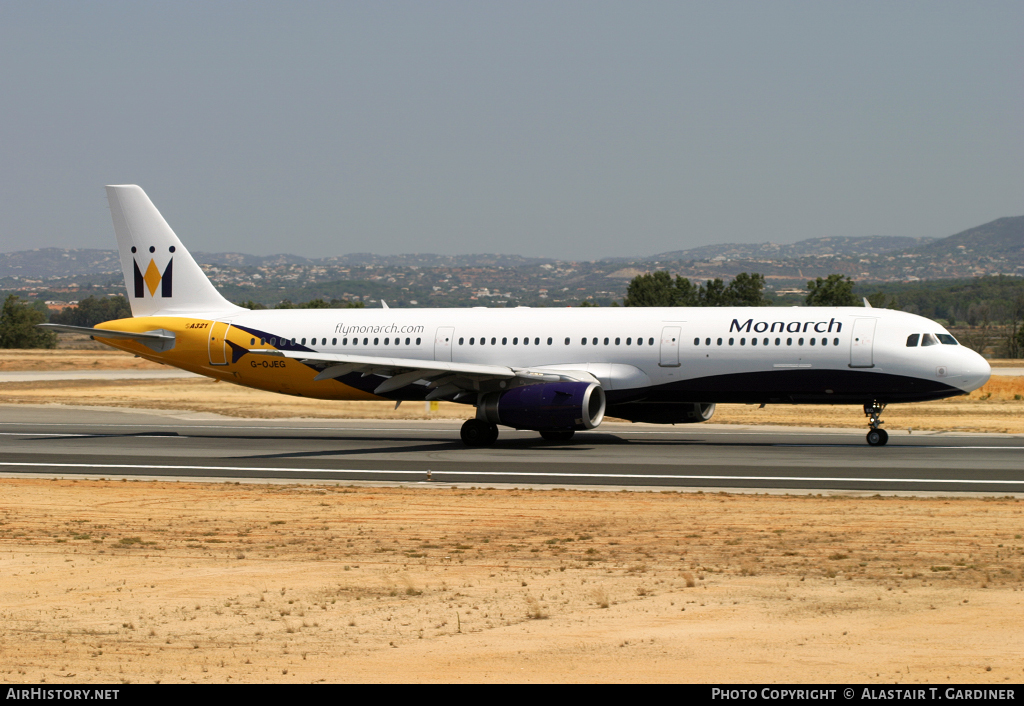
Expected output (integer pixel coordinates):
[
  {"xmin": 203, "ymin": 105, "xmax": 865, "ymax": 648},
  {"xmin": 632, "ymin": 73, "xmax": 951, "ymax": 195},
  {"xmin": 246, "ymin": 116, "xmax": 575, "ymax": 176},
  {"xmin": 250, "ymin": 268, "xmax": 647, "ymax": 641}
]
[
  {"xmin": 647, "ymin": 235, "xmax": 935, "ymax": 262},
  {"xmin": 2, "ymin": 216, "xmax": 1021, "ymax": 280}
]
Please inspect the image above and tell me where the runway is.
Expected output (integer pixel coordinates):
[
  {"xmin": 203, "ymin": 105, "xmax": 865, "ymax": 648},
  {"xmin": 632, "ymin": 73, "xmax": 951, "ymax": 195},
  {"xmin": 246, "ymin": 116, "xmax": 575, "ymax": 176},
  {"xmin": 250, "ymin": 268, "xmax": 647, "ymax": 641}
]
[{"xmin": 1, "ymin": 404, "xmax": 1022, "ymax": 494}]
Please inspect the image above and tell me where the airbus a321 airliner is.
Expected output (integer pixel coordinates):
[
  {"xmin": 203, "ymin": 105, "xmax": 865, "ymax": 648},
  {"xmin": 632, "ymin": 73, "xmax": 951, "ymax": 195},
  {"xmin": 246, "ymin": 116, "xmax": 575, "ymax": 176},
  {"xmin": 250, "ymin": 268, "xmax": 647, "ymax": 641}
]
[{"xmin": 42, "ymin": 186, "xmax": 991, "ymax": 447}]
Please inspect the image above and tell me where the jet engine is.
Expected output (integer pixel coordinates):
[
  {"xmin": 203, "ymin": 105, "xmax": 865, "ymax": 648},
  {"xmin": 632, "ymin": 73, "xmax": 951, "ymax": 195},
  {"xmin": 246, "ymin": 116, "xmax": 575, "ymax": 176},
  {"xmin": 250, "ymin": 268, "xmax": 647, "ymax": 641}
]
[{"xmin": 479, "ymin": 381, "xmax": 606, "ymax": 431}]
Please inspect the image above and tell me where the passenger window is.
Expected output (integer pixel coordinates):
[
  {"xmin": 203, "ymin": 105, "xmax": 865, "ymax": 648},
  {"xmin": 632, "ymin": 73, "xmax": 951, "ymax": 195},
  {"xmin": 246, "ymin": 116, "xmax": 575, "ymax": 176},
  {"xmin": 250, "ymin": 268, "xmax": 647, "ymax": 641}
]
[
  {"xmin": 763, "ymin": 338, "xmax": 768, "ymax": 346},
  {"xmin": 626, "ymin": 338, "xmax": 632, "ymax": 345},
  {"xmin": 373, "ymin": 338, "xmax": 379, "ymax": 345},
  {"xmin": 809, "ymin": 338, "xmax": 815, "ymax": 346},
  {"xmin": 250, "ymin": 338, "xmax": 255, "ymax": 345},
  {"xmin": 921, "ymin": 333, "xmax": 939, "ymax": 346},
  {"xmin": 513, "ymin": 337, "xmax": 518, "ymax": 345},
  {"xmin": 564, "ymin": 337, "xmax": 570, "ymax": 345},
  {"xmin": 469, "ymin": 337, "xmax": 475, "ymax": 345},
  {"xmin": 581, "ymin": 338, "xmax": 587, "ymax": 345},
  {"xmin": 502, "ymin": 337, "xmax": 507, "ymax": 345},
  {"xmin": 637, "ymin": 338, "xmax": 643, "ymax": 346},
  {"xmin": 740, "ymin": 338, "xmax": 746, "ymax": 346},
  {"xmin": 535, "ymin": 338, "xmax": 540, "ymax": 345},
  {"xmin": 384, "ymin": 338, "xmax": 389, "ymax": 345},
  {"xmin": 524, "ymin": 337, "xmax": 530, "ymax": 346},
  {"xmin": 615, "ymin": 338, "xmax": 621, "ymax": 345},
  {"xmin": 694, "ymin": 338, "xmax": 700, "ymax": 345},
  {"xmin": 547, "ymin": 338, "xmax": 553, "ymax": 345},
  {"xmin": 332, "ymin": 338, "xmax": 336, "ymax": 345},
  {"xmin": 481, "ymin": 337, "xmax": 486, "ymax": 346},
  {"xmin": 604, "ymin": 338, "xmax": 609, "ymax": 345},
  {"xmin": 593, "ymin": 338, "xmax": 598, "ymax": 345},
  {"xmin": 491, "ymin": 338, "xmax": 496, "ymax": 345},
  {"xmin": 729, "ymin": 338, "xmax": 734, "ymax": 346},
  {"xmin": 405, "ymin": 338, "xmax": 410, "ymax": 345},
  {"xmin": 459, "ymin": 338, "xmax": 464, "ymax": 345},
  {"xmin": 717, "ymin": 338, "xmax": 722, "ymax": 346},
  {"xmin": 301, "ymin": 338, "xmax": 306, "ymax": 345},
  {"xmin": 833, "ymin": 338, "xmax": 839, "ymax": 346},
  {"xmin": 751, "ymin": 338, "xmax": 757, "ymax": 346},
  {"xmin": 416, "ymin": 338, "xmax": 421, "ymax": 345},
  {"xmin": 798, "ymin": 338, "xmax": 804, "ymax": 345},
  {"xmin": 705, "ymin": 338, "xmax": 711, "ymax": 346},
  {"xmin": 648, "ymin": 338, "xmax": 654, "ymax": 346},
  {"xmin": 774, "ymin": 338, "xmax": 780, "ymax": 346},
  {"xmin": 786, "ymin": 338, "xmax": 792, "ymax": 346}
]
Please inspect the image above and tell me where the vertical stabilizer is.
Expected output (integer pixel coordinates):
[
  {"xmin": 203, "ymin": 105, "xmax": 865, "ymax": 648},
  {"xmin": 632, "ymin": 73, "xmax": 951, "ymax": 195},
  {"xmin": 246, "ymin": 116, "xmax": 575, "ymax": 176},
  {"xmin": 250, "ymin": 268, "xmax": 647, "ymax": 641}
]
[{"xmin": 106, "ymin": 185, "xmax": 243, "ymax": 317}]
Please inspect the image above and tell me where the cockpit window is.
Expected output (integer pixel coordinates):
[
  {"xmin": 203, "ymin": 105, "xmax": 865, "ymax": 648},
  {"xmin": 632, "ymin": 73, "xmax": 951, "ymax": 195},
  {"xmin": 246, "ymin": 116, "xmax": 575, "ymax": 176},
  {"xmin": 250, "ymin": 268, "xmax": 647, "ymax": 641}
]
[
  {"xmin": 936, "ymin": 333, "xmax": 958, "ymax": 345},
  {"xmin": 906, "ymin": 334, "xmax": 920, "ymax": 347},
  {"xmin": 921, "ymin": 333, "xmax": 939, "ymax": 347}
]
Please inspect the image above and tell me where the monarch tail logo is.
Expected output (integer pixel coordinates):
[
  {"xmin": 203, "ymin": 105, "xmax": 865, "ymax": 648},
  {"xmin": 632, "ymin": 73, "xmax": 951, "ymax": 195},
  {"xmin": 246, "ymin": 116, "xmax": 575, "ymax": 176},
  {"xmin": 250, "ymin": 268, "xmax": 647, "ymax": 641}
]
[{"xmin": 133, "ymin": 256, "xmax": 173, "ymax": 298}]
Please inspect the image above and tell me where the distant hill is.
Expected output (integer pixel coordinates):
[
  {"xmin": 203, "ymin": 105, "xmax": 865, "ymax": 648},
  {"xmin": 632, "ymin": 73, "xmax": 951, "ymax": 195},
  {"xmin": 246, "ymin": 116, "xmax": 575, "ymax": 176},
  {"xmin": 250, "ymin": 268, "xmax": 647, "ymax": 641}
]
[
  {"xmin": 908, "ymin": 216, "xmax": 1024, "ymax": 260},
  {"xmin": 648, "ymin": 235, "xmax": 934, "ymax": 262},
  {"xmin": 0, "ymin": 249, "xmax": 556, "ymax": 278},
  {"xmin": 0, "ymin": 248, "xmax": 121, "ymax": 278}
]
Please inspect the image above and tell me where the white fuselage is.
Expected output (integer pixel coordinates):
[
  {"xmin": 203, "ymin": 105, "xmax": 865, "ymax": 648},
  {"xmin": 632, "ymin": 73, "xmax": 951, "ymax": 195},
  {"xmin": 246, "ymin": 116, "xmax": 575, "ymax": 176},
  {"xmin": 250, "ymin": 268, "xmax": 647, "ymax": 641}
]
[{"xmin": 219, "ymin": 305, "xmax": 989, "ymax": 406}]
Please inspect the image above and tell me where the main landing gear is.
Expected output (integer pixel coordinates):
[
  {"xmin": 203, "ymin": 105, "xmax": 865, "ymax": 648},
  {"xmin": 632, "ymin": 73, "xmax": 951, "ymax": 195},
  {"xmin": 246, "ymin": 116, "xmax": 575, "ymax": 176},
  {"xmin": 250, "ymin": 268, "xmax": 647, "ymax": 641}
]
[
  {"xmin": 460, "ymin": 419, "xmax": 499, "ymax": 447},
  {"xmin": 864, "ymin": 402, "xmax": 888, "ymax": 446}
]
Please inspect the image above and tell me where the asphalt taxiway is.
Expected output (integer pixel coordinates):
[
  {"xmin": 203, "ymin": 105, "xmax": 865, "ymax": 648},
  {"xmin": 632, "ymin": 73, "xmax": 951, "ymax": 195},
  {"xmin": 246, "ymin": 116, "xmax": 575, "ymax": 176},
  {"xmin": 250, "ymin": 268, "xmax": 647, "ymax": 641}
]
[{"xmin": 1, "ymin": 404, "xmax": 1022, "ymax": 494}]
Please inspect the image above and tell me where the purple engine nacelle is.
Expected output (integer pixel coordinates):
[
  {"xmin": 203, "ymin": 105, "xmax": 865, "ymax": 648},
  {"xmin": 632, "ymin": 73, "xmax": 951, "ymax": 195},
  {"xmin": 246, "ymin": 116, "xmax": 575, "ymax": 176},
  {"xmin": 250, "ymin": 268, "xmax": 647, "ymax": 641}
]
[{"xmin": 479, "ymin": 381, "xmax": 606, "ymax": 431}]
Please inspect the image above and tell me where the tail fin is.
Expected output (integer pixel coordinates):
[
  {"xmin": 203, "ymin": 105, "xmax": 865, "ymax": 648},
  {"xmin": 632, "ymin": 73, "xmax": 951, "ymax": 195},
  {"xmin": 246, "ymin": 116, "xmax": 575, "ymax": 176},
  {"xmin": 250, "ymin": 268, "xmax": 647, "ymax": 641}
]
[{"xmin": 106, "ymin": 185, "xmax": 243, "ymax": 317}]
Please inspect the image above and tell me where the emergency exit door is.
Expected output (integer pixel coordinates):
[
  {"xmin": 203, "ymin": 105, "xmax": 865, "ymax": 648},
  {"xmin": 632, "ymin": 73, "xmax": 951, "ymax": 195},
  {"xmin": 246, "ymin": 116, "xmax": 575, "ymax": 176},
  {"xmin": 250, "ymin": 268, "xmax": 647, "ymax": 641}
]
[{"xmin": 659, "ymin": 326, "xmax": 681, "ymax": 367}]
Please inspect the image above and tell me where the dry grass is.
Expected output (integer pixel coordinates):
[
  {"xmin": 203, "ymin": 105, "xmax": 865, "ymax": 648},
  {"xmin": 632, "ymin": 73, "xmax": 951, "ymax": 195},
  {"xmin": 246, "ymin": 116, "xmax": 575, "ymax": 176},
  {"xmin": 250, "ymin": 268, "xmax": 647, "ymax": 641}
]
[
  {"xmin": 3, "ymin": 349, "xmax": 1023, "ymax": 429},
  {"xmin": 4, "ymin": 375, "xmax": 1024, "ymax": 430},
  {"xmin": 0, "ymin": 478, "xmax": 1022, "ymax": 683}
]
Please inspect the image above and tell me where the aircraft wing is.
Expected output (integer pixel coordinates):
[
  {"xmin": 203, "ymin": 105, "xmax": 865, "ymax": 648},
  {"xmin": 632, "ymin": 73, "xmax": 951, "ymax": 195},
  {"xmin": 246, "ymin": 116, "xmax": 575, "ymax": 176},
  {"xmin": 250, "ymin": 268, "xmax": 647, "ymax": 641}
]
[{"xmin": 249, "ymin": 349, "xmax": 598, "ymax": 398}]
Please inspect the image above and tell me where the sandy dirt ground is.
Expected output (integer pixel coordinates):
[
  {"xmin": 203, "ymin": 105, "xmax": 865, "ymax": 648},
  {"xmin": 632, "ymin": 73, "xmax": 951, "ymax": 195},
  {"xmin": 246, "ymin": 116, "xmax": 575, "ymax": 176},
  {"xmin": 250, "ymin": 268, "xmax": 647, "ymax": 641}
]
[
  {"xmin": 0, "ymin": 478, "xmax": 1022, "ymax": 684},
  {"xmin": 2, "ymin": 349, "xmax": 1024, "ymax": 683}
]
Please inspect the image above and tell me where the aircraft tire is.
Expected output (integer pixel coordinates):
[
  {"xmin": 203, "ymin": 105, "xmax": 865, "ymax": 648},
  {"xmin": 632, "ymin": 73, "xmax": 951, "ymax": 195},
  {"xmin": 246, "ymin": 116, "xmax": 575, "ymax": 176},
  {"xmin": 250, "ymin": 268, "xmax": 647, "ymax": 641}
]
[
  {"xmin": 461, "ymin": 419, "xmax": 495, "ymax": 447},
  {"xmin": 866, "ymin": 429, "xmax": 889, "ymax": 446}
]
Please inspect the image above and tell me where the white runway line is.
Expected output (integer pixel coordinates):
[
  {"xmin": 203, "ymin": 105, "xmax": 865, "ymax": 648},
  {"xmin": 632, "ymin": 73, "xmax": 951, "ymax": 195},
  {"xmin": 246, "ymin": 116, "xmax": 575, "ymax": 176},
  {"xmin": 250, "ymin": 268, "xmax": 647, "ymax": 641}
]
[{"xmin": 0, "ymin": 461, "xmax": 1021, "ymax": 485}]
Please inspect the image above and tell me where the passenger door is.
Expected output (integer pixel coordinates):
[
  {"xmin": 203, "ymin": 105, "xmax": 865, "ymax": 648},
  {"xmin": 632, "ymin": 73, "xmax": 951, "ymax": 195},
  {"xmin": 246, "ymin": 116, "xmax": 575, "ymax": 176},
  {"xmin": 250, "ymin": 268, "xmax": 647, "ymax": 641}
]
[
  {"xmin": 849, "ymin": 318, "xmax": 876, "ymax": 368},
  {"xmin": 208, "ymin": 321, "xmax": 231, "ymax": 365}
]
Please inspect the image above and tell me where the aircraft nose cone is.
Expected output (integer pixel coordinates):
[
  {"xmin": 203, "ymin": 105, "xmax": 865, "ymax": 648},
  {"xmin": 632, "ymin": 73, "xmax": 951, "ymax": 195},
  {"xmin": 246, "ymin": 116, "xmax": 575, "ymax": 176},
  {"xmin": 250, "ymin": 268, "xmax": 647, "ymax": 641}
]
[{"xmin": 958, "ymin": 349, "xmax": 991, "ymax": 393}]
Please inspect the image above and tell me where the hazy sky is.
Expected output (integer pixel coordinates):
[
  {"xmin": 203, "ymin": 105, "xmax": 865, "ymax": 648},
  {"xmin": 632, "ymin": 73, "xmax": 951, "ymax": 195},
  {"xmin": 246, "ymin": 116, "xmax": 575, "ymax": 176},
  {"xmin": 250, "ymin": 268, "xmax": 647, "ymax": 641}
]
[{"xmin": 1, "ymin": 1, "xmax": 1021, "ymax": 259}]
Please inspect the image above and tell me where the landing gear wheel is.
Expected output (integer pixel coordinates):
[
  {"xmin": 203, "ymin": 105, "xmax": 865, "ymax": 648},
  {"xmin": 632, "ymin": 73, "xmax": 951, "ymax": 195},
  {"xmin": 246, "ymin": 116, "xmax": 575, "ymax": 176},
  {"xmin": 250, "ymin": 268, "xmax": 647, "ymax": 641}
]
[
  {"xmin": 540, "ymin": 430, "xmax": 575, "ymax": 442},
  {"xmin": 866, "ymin": 428, "xmax": 889, "ymax": 446},
  {"xmin": 864, "ymin": 402, "xmax": 888, "ymax": 447},
  {"xmin": 461, "ymin": 419, "xmax": 497, "ymax": 447}
]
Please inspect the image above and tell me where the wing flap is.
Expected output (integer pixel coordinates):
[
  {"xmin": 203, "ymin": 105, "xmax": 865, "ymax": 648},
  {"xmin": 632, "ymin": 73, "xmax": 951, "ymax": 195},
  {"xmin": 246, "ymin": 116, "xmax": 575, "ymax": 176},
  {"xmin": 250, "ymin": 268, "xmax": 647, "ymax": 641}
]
[{"xmin": 250, "ymin": 349, "xmax": 599, "ymax": 397}]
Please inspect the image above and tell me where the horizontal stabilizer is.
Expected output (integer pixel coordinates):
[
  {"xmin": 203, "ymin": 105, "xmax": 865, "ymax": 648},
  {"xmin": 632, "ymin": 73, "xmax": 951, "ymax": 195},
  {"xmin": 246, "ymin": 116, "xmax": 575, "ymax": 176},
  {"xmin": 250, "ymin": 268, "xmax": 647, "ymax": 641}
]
[{"xmin": 37, "ymin": 324, "xmax": 176, "ymax": 352}]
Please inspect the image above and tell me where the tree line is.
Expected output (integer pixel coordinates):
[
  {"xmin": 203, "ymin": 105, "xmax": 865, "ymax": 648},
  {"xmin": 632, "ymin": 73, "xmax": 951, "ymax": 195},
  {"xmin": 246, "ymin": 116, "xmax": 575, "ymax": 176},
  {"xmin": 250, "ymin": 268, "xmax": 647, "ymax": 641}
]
[{"xmin": 623, "ymin": 271, "xmax": 859, "ymax": 308}]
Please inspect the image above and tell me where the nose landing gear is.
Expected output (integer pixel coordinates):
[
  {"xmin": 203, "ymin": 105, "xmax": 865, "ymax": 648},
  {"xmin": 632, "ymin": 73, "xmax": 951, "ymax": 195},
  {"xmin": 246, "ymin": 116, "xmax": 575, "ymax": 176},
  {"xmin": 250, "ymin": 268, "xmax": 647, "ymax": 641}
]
[{"xmin": 864, "ymin": 402, "xmax": 888, "ymax": 446}]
